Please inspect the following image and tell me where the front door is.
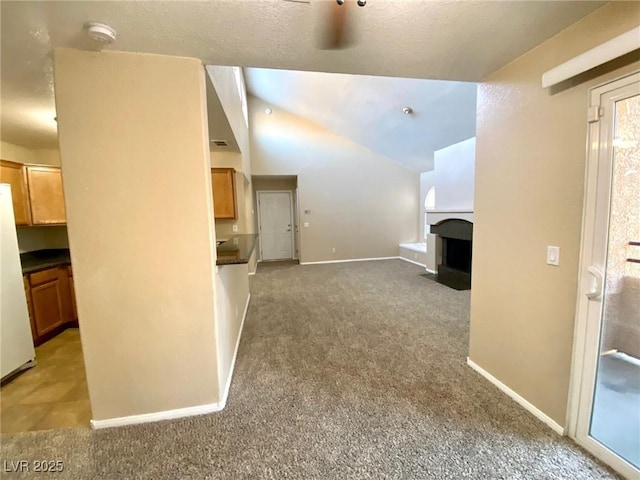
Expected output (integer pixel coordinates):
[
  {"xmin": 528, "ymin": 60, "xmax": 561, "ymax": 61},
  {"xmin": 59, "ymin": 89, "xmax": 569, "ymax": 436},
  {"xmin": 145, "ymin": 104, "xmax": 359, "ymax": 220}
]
[
  {"xmin": 258, "ymin": 191, "xmax": 294, "ymax": 261},
  {"xmin": 570, "ymin": 71, "xmax": 640, "ymax": 479}
]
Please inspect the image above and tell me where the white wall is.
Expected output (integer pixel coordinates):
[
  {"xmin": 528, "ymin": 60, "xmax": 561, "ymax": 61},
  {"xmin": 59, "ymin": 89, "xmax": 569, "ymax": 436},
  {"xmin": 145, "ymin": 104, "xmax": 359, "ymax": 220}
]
[
  {"xmin": 433, "ymin": 137, "xmax": 476, "ymax": 210},
  {"xmin": 250, "ymin": 96, "xmax": 419, "ymax": 263},
  {"xmin": 419, "ymin": 171, "xmax": 436, "ymax": 239},
  {"xmin": 419, "ymin": 137, "xmax": 476, "ymax": 239}
]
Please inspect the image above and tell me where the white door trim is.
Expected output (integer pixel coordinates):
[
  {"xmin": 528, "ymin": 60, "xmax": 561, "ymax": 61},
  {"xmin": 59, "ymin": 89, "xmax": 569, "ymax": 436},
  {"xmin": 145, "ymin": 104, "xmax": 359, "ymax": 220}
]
[
  {"xmin": 256, "ymin": 190, "xmax": 295, "ymax": 262},
  {"xmin": 567, "ymin": 70, "xmax": 640, "ymax": 480}
]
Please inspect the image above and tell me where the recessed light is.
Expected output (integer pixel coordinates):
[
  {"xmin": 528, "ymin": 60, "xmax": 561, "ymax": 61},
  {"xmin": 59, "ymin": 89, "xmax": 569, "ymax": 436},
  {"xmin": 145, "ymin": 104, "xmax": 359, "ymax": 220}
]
[
  {"xmin": 402, "ymin": 107, "xmax": 413, "ymax": 115},
  {"xmin": 265, "ymin": 108, "xmax": 272, "ymax": 115},
  {"xmin": 85, "ymin": 22, "xmax": 117, "ymax": 44}
]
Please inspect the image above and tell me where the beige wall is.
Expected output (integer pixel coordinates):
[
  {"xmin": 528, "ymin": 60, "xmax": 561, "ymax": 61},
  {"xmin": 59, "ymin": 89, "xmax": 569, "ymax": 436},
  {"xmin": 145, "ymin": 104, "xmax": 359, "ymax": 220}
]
[
  {"xmin": 250, "ymin": 96, "xmax": 419, "ymax": 263},
  {"xmin": 469, "ymin": 2, "xmax": 640, "ymax": 426},
  {"xmin": 211, "ymin": 151, "xmax": 255, "ymax": 238},
  {"xmin": 206, "ymin": 66, "xmax": 251, "ymax": 177},
  {"xmin": 16, "ymin": 226, "xmax": 69, "ymax": 253},
  {"xmin": 214, "ymin": 263, "xmax": 250, "ymax": 398},
  {"xmin": 0, "ymin": 141, "xmax": 61, "ymax": 166},
  {"xmin": 1, "ymin": 141, "xmax": 38, "ymax": 164},
  {"xmin": 252, "ymin": 176, "xmax": 299, "ymax": 260},
  {"xmin": 54, "ymin": 49, "xmax": 220, "ymax": 420}
]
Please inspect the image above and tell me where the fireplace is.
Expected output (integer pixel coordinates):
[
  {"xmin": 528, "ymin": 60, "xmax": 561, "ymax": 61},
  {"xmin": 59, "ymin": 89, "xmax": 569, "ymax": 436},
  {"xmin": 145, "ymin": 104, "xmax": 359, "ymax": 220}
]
[{"xmin": 430, "ymin": 218, "xmax": 473, "ymax": 290}]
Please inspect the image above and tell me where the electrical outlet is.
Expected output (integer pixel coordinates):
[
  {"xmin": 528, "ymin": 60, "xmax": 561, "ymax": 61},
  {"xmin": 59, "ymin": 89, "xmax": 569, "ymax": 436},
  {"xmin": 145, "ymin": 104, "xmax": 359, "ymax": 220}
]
[
  {"xmin": 304, "ymin": 222, "xmax": 310, "ymax": 228},
  {"xmin": 332, "ymin": 247, "xmax": 336, "ymax": 253},
  {"xmin": 232, "ymin": 225, "xmax": 238, "ymax": 232}
]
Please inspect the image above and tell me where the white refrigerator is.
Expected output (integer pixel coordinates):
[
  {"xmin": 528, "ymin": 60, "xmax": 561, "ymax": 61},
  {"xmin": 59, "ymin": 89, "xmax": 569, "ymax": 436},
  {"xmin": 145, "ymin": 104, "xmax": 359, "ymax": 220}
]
[{"xmin": 0, "ymin": 183, "xmax": 35, "ymax": 380}]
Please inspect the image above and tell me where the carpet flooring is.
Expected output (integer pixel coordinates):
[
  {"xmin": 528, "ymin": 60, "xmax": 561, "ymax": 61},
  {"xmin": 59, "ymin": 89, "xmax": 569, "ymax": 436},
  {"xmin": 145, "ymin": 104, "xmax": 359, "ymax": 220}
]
[{"xmin": 0, "ymin": 260, "xmax": 619, "ymax": 479}]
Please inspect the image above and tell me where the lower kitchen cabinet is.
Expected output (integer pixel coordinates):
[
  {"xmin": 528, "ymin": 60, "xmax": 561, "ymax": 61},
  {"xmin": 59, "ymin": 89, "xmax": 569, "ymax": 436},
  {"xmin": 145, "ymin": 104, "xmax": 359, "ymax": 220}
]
[
  {"xmin": 24, "ymin": 264, "xmax": 78, "ymax": 345},
  {"xmin": 31, "ymin": 279, "xmax": 65, "ymax": 337},
  {"xmin": 23, "ymin": 276, "xmax": 37, "ymax": 341},
  {"xmin": 68, "ymin": 267, "xmax": 78, "ymax": 322}
]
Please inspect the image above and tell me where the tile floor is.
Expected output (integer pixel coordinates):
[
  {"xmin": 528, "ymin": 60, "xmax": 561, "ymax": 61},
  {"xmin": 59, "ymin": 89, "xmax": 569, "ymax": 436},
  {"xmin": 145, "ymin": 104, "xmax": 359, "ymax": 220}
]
[{"xmin": 0, "ymin": 328, "xmax": 91, "ymax": 433}]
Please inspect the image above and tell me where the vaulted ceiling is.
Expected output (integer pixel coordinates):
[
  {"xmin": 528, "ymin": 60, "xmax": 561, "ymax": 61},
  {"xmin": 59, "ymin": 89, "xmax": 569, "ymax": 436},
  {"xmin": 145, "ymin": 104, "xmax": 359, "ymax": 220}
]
[
  {"xmin": 0, "ymin": 1, "xmax": 605, "ymax": 149},
  {"xmin": 246, "ymin": 68, "xmax": 477, "ymax": 171}
]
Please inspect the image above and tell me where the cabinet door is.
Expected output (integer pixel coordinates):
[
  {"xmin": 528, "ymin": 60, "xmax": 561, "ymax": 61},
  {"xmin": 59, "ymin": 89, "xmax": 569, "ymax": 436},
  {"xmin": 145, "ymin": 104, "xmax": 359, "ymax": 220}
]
[
  {"xmin": 68, "ymin": 269, "xmax": 78, "ymax": 321},
  {"xmin": 211, "ymin": 168, "xmax": 237, "ymax": 219},
  {"xmin": 30, "ymin": 279, "xmax": 65, "ymax": 336},
  {"xmin": 23, "ymin": 276, "xmax": 37, "ymax": 341},
  {"xmin": 57, "ymin": 266, "xmax": 73, "ymax": 323},
  {"xmin": 0, "ymin": 160, "xmax": 31, "ymax": 225},
  {"xmin": 26, "ymin": 166, "xmax": 66, "ymax": 224}
]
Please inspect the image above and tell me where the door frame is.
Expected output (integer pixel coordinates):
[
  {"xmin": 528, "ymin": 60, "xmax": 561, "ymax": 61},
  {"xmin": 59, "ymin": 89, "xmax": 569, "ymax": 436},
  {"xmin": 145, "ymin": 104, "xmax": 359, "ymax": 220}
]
[
  {"xmin": 256, "ymin": 190, "xmax": 295, "ymax": 262},
  {"xmin": 567, "ymin": 70, "xmax": 640, "ymax": 479}
]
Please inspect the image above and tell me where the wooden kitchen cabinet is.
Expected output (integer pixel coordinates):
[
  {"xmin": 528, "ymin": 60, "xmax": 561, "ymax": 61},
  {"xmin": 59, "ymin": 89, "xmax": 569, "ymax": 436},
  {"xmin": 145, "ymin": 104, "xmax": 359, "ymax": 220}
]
[
  {"xmin": 26, "ymin": 166, "xmax": 66, "ymax": 224},
  {"xmin": 68, "ymin": 266, "xmax": 78, "ymax": 322},
  {"xmin": 211, "ymin": 168, "xmax": 237, "ymax": 219},
  {"xmin": 23, "ymin": 276, "xmax": 37, "ymax": 341},
  {"xmin": 29, "ymin": 268, "xmax": 66, "ymax": 338},
  {"xmin": 0, "ymin": 160, "xmax": 31, "ymax": 225},
  {"xmin": 24, "ymin": 265, "xmax": 78, "ymax": 345}
]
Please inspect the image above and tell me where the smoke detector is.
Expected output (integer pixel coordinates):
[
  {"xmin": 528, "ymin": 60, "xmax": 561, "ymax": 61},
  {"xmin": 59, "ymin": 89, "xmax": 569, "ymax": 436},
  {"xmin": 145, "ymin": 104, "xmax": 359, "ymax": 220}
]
[
  {"xmin": 402, "ymin": 107, "xmax": 413, "ymax": 115},
  {"xmin": 85, "ymin": 22, "xmax": 117, "ymax": 44}
]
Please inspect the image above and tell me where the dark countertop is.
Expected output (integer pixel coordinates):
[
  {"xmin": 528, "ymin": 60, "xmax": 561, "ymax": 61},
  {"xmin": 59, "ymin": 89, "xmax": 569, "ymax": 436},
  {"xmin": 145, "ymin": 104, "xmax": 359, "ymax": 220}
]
[
  {"xmin": 216, "ymin": 234, "xmax": 258, "ymax": 266},
  {"xmin": 21, "ymin": 249, "xmax": 71, "ymax": 274},
  {"xmin": 19, "ymin": 235, "xmax": 257, "ymax": 273}
]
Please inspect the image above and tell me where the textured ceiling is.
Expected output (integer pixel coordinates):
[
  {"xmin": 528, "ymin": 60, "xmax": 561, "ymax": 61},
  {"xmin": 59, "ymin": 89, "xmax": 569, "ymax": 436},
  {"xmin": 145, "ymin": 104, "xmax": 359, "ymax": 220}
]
[
  {"xmin": 246, "ymin": 68, "xmax": 477, "ymax": 171},
  {"xmin": 0, "ymin": 0, "xmax": 605, "ymax": 149}
]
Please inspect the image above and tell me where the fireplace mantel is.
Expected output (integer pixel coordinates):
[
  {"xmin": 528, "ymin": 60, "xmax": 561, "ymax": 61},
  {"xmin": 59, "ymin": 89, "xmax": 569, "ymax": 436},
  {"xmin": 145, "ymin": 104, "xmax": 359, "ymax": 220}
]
[{"xmin": 426, "ymin": 209, "xmax": 474, "ymax": 225}]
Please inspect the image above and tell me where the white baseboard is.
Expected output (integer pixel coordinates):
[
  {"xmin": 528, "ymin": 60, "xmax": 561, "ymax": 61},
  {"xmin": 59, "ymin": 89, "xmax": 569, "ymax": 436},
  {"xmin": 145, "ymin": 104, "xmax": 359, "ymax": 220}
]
[
  {"xmin": 399, "ymin": 257, "xmax": 427, "ymax": 268},
  {"xmin": 425, "ymin": 268, "xmax": 437, "ymax": 274},
  {"xmin": 218, "ymin": 293, "xmax": 251, "ymax": 410},
  {"xmin": 91, "ymin": 294, "xmax": 252, "ymax": 430},
  {"xmin": 300, "ymin": 256, "xmax": 399, "ymax": 265},
  {"xmin": 248, "ymin": 271, "xmax": 256, "ymax": 276},
  {"xmin": 90, "ymin": 402, "xmax": 223, "ymax": 430},
  {"xmin": 466, "ymin": 357, "xmax": 565, "ymax": 435}
]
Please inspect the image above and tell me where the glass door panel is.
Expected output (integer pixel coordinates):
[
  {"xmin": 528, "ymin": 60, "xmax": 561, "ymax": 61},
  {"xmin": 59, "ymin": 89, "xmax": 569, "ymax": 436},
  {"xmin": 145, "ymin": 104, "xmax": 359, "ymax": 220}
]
[{"xmin": 589, "ymin": 93, "xmax": 640, "ymax": 469}]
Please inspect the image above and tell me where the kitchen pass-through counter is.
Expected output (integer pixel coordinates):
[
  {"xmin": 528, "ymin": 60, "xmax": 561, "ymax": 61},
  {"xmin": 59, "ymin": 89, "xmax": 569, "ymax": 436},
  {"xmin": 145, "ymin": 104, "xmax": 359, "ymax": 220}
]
[{"xmin": 216, "ymin": 234, "xmax": 258, "ymax": 266}]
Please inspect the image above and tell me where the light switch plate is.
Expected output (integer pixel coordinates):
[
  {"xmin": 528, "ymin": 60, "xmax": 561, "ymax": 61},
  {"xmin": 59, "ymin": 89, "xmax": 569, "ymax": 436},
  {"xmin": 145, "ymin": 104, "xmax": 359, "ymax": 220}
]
[
  {"xmin": 547, "ymin": 246, "xmax": 560, "ymax": 266},
  {"xmin": 303, "ymin": 222, "xmax": 310, "ymax": 228},
  {"xmin": 232, "ymin": 225, "xmax": 238, "ymax": 232}
]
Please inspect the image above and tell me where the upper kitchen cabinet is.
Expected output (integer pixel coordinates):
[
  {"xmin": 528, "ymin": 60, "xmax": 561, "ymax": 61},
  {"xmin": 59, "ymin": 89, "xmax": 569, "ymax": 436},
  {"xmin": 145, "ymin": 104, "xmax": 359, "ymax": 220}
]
[
  {"xmin": 0, "ymin": 160, "xmax": 31, "ymax": 225},
  {"xmin": 25, "ymin": 166, "xmax": 67, "ymax": 225},
  {"xmin": 211, "ymin": 167, "xmax": 237, "ymax": 219}
]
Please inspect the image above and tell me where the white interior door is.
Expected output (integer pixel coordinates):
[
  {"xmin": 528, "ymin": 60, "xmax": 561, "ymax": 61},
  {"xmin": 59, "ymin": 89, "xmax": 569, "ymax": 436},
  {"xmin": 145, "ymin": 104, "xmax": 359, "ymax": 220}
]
[
  {"xmin": 258, "ymin": 191, "xmax": 294, "ymax": 261},
  {"xmin": 569, "ymin": 71, "xmax": 640, "ymax": 479}
]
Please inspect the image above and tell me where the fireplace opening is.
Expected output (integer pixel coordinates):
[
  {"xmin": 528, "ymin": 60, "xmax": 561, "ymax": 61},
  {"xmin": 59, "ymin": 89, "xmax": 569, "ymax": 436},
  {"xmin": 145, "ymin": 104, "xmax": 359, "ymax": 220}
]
[
  {"xmin": 443, "ymin": 238, "xmax": 472, "ymax": 273},
  {"xmin": 430, "ymin": 219, "xmax": 473, "ymax": 290}
]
